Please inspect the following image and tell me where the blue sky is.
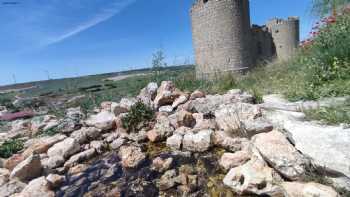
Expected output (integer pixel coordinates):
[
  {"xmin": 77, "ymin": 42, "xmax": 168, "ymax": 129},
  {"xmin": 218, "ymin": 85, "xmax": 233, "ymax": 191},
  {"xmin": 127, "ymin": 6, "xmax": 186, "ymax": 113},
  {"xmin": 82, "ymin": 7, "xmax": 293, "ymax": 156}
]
[{"xmin": 0, "ymin": 0, "xmax": 314, "ymax": 85}]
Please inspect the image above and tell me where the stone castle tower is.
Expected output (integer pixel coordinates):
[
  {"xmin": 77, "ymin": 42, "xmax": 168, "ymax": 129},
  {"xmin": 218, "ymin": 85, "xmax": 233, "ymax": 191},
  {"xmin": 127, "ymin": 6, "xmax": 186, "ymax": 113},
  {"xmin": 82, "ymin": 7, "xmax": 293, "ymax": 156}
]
[
  {"xmin": 267, "ymin": 17, "xmax": 300, "ymax": 60},
  {"xmin": 190, "ymin": 0, "xmax": 300, "ymax": 79}
]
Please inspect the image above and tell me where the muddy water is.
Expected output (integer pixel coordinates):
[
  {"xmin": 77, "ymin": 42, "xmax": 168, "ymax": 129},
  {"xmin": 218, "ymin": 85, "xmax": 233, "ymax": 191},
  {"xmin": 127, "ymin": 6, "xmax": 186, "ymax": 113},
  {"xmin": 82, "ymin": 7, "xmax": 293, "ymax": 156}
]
[{"xmin": 56, "ymin": 143, "xmax": 244, "ymax": 197}]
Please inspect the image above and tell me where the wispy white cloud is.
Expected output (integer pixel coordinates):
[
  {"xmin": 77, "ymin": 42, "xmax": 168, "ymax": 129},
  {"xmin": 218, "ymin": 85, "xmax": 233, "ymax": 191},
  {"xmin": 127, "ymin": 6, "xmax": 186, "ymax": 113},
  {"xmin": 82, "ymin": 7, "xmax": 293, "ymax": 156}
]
[
  {"xmin": 43, "ymin": 0, "xmax": 136, "ymax": 46},
  {"xmin": 0, "ymin": 0, "xmax": 137, "ymax": 53}
]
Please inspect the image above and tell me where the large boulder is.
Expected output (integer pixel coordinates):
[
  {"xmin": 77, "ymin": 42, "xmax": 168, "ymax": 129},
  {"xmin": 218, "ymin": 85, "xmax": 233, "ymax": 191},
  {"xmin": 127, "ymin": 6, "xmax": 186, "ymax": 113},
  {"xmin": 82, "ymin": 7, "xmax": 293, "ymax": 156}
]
[
  {"xmin": 154, "ymin": 81, "xmax": 182, "ymax": 108},
  {"xmin": 281, "ymin": 182, "xmax": 339, "ymax": 197},
  {"xmin": 187, "ymin": 89, "xmax": 253, "ymax": 114},
  {"xmin": 118, "ymin": 145, "xmax": 146, "ymax": 168},
  {"xmin": 264, "ymin": 109, "xmax": 350, "ymax": 179},
  {"xmin": 10, "ymin": 154, "xmax": 42, "ymax": 182},
  {"xmin": 85, "ymin": 111, "xmax": 115, "ymax": 131},
  {"xmin": 183, "ymin": 129, "xmax": 213, "ymax": 152},
  {"xmin": 252, "ymin": 130, "xmax": 309, "ymax": 180},
  {"xmin": 47, "ymin": 137, "xmax": 80, "ymax": 159},
  {"xmin": 18, "ymin": 176, "xmax": 55, "ymax": 197},
  {"xmin": 215, "ymin": 103, "xmax": 263, "ymax": 136},
  {"xmin": 223, "ymin": 155, "xmax": 284, "ymax": 196}
]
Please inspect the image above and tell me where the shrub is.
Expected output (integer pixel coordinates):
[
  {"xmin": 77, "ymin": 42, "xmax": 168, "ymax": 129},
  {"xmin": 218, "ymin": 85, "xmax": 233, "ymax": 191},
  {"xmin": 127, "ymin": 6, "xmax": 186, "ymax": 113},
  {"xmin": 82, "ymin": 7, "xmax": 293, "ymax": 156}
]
[
  {"xmin": 0, "ymin": 139, "xmax": 24, "ymax": 158},
  {"xmin": 303, "ymin": 12, "xmax": 350, "ymax": 85},
  {"xmin": 122, "ymin": 101, "xmax": 154, "ymax": 133}
]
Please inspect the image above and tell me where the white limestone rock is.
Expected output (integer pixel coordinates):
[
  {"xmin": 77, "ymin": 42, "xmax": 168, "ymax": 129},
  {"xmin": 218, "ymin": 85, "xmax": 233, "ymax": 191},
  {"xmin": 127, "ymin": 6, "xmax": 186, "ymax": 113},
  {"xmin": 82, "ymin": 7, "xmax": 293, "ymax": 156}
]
[
  {"xmin": 47, "ymin": 137, "xmax": 80, "ymax": 159},
  {"xmin": 264, "ymin": 109, "xmax": 350, "ymax": 178},
  {"xmin": 215, "ymin": 103, "xmax": 262, "ymax": 136},
  {"xmin": 183, "ymin": 129, "xmax": 213, "ymax": 152},
  {"xmin": 85, "ymin": 111, "xmax": 115, "ymax": 131},
  {"xmin": 223, "ymin": 156, "xmax": 284, "ymax": 196},
  {"xmin": 252, "ymin": 130, "xmax": 309, "ymax": 180}
]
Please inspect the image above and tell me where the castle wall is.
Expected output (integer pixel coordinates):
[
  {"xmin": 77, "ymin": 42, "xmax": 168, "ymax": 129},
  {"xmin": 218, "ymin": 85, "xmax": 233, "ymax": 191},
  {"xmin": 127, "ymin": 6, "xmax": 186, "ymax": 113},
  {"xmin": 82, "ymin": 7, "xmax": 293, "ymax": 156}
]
[
  {"xmin": 266, "ymin": 17, "xmax": 300, "ymax": 60},
  {"xmin": 251, "ymin": 25, "xmax": 274, "ymax": 62},
  {"xmin": 191, "ymin": 0, "xmax": 253, "ymax": 79}
]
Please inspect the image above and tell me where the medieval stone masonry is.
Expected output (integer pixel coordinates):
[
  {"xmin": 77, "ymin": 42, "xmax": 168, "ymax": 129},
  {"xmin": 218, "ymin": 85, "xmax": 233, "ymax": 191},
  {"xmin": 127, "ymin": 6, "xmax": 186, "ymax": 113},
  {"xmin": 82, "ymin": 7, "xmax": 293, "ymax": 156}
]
[{"xmin": 191, "ymin": 0, "xmax": 300, "ymax": 79}]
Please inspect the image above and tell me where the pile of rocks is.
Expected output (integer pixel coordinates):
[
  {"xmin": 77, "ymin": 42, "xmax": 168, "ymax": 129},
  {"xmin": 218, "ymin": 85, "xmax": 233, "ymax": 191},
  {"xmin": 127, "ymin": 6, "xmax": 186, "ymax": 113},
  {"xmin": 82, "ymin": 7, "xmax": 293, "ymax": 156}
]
[{"xmin": 0, "ymin": 81, "xmax": 347, "ymax": 196}]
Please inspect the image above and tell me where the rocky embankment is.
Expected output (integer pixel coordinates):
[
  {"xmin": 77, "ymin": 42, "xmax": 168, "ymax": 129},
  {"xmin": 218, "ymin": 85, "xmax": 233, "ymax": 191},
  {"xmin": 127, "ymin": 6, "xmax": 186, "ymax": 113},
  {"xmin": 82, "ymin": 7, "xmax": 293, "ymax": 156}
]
[{"xmin": 0, "ymin": 81, "xmax": 349, "ymax": 197}]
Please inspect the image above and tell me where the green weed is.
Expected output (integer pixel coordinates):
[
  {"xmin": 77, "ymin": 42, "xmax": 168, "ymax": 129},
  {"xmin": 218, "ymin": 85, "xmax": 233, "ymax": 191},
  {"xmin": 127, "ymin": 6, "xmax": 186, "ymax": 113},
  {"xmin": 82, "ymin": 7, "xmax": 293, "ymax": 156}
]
[
  {"xmin": 304, "ymin": 102, "xmax": 350, "ymax": 125},
  {"xmin": 122, "ymin": 101, "xmax": 154, "ymax": 133},
  {"xmin": 0, "ymin": 139, "xmax": 24, "ymax": 158}
]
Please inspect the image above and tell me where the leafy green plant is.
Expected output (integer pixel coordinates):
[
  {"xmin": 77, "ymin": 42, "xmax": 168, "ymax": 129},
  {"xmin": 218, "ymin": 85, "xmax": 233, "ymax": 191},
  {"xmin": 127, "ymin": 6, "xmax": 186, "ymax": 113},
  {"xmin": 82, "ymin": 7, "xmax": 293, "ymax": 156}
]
[
  {"xmin": 122, "ymin": 101, "xmax": 154, "ymax": 133},
  {"xmin": 0, "ymin": 139, "xmax": 24, "ymax": 158}
]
